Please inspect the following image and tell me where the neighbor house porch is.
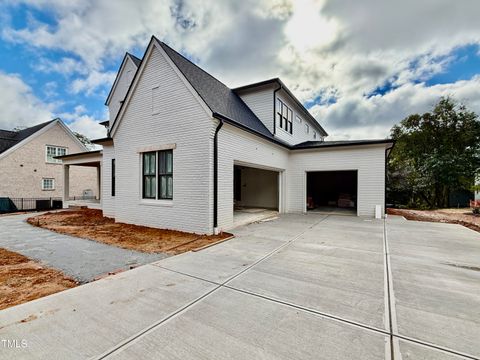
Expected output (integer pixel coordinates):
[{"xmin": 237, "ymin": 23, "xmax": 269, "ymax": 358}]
[{"xmin": 57, "ymin": 150, "xmax": 103, "ymax": 209}]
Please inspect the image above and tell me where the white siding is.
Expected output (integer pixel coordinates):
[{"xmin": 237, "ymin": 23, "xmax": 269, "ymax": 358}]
[
  {"xmin": 274, "ymin": 91, "xmax": 324, "ymax": 146},
  {"xmin": 112, "ymin": 44, "xmax": 215, "ymax": 234},
  {"xmin": 217, "ymin": 124, "xmax": 289, "ymax": 230},
  {"xmin": 236, "ymin": 86, "xmax": 325, "ymax": 146},
  {"xmin": 288, "ymin": 145, "xmax": 386, "ymax": 217},
  {"xmin": 236, "ymin": 84, "xmax": 275, "ymax": 132},
  {"xmin": 108, "ymin": 57, "xmax": 138, "ymax": 122},
  {"xmin": 101, "ymin": 144, "xmax": 115, "ymax": 217}
]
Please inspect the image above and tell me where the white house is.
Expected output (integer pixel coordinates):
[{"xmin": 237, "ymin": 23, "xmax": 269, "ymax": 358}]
[{"xmin": 63, "ymin": 36, "xmax": 394, "ymax": 235}]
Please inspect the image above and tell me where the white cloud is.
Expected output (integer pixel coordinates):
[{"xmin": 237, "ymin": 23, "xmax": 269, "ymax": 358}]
[
  {"xmin": 0, "ymin": 70, "xmax": 105, "ymax": 140},
  {"xmin": 3, "ymin": 0, "xmax": 480, "ymax": 139},
  {"xmin": 34, "ymin": 57, "xmax": 87, "ymax": 76},
  {"xmin": 58, "ymin": 104, "xmax": 107, "ymax": 139},
  {"xmin": 312, "ymin": 76, "xmax": 480, "ymax": 139},
  {"xmin": 0, "ymin": 71, "xmax": 53, "ymax": 130},
  {"xmin": 70, "ymin": 70, "xmax": 116, "ymax": 95}
]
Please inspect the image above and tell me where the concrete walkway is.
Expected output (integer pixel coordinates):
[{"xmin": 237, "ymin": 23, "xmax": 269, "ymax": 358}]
[
  {"xmin": 0, "ymin": 214, "xmax": 479, "ymax": 359},
  {"xmin": 0, "ymin": 213, "xmax": 167, "ymax": 283}
]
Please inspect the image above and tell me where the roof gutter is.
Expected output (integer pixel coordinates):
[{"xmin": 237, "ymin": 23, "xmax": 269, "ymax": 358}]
[
  {"xmin": 212, "ymin": 112, "xmax": 290, "ymax": 149},
  {"xmin": 213, "ymin": 118, "xmax": 224, "ymax": 234},
  {"xmin": 273, "ymin": 83, "xmax": 282, "ymax": 135}
]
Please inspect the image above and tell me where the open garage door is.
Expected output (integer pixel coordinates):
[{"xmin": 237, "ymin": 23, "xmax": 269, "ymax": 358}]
[
  {"xmin": 307, "ymin": 170, "xmax": 357, "ymax": 215},
  {"xmin": 233, "ymin": 165, "xmax": 279, "ymax": 227}
]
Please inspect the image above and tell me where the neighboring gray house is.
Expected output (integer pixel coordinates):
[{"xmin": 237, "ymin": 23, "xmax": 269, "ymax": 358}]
[
  {"xmin": 0, "ymin": 118, "xmax": 98, "ymax": 201},
  {"xmin": 62, "ymin": 36, "xmax": 394, "ymax": 235}
]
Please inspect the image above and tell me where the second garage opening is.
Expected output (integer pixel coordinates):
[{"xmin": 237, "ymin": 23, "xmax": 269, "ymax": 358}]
[{"xmin": 307, "ymin": 170, "xmax": 358, "ymax": 215}]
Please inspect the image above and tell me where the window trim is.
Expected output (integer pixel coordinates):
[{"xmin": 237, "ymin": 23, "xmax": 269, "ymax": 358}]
[
  {"xmin": 142, "ymin": 152, "xmax": 156, "ymax": 199},
  {"xmin": 276, "ymin": 98, "xmax": 293, "ymax": 135},
  {"xmin": 141, "ymin": 150, "xmax": 173, "ymax": 201},
  {"xmin": 42, "ymin": 178, "xmax": 55, "ymax": 191},
  {"xmin": 158, "ymin": 150, "xmax": 173, "ymax": 200},
  {"xmin": 45, "ymin": 145, "xmax": 68, "ymax": 164}
]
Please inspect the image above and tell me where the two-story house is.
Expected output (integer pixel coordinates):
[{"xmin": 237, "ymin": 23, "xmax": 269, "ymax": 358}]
[
  {"xmin": 62, "ymin": 36, "xmax": 393, "ymax": 235},
  {"xmin": 0, "ymin": 118, "xmax": 98, "ymax": 207}
]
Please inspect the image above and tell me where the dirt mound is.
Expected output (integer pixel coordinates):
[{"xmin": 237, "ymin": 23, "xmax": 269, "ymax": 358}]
[
  {"xmin": 0, "ymin": 248, "xmax": 76, "ymax": 310},
  {"xmin": 27, "ymin": 209, "xmax": 232, "ymax": 254},
  {"xmin": 387, "ymin": 208, "xmax": 480, "ymax": 233}
]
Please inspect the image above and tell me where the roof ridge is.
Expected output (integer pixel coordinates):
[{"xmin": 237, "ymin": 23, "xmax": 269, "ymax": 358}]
[{"xmin": 155, "ymin": 37, "xmax": 232, "ymax": 90}]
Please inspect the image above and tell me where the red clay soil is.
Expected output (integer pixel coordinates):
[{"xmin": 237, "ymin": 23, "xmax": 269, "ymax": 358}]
[
  {"xmin": 387, "ymin": 208, "xmax": 480, "ymax": 233},
  {"xmin": 0, "ymin": 248, "xmax": 77, "ymax": 310},
  {"xmin": 27, "ymin": 209, "xmax": 232, "ymax": 254}
]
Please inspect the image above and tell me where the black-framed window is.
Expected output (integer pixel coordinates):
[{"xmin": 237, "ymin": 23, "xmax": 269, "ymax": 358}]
[
  {"xmin": 142, "ymin": 150, "xmax": 173, "ymax": 200},
  {"xmin": 158, "ymin": 150, "xmax": 173, "ymax": 199},
  {"xmin": 142, "ymin": 152, "xmax": 156, "ymax": 199},
  {"xmin": 276, "ymin": 99, "xmax": 293, "ymax": 134},
  {"xmin": 111, "ymin": 159, "xmax": 116, "ymax": 197}
]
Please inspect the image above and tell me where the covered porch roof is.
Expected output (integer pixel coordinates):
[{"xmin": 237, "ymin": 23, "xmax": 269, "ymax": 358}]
[{"xmin": 56, "ymin": 150, "xmax": 102, "ymax": 167}]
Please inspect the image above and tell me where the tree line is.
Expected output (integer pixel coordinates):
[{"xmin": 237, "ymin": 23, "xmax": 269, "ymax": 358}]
[{"xmin": 388, "ymin": 97, "xmax": 480, "ymax": 209}]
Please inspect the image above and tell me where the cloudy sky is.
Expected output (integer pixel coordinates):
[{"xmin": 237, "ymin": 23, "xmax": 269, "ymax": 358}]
[{"xmin": 1, "ymin": 0, "xmax": 480, "ymax": 140}]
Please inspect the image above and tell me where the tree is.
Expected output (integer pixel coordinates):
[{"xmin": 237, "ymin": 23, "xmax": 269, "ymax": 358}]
[
  {"xmin": 74, "ymin": 132, "xmax": 94, "ymax": 150},
  {"xmin": 388, "ymin": 97, "xmax": 480, "ymax": 208}
]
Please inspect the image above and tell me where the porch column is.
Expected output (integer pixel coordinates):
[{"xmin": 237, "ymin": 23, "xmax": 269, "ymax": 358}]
[
  {"xmin": 63, "ymin": 164, "xmax": 70, "ymax": 208},
  {"xmin": 97, "ymin": 164, "xmax": 101, "ymax": 201}
]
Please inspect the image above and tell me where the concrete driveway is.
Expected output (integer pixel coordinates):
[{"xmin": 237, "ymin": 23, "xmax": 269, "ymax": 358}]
[
  {"xmin": 0, "ymin": 214, "xmax": 479, "ymax": 359},
  {"xmin": 0, "ymin": 213, "xmax": 167, "ymax": 282}
]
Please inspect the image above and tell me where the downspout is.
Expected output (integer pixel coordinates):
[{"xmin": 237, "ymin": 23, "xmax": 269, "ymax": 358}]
[
  {"xmin": 213, "ymin": 119, "xmax": 224, "ymax": 234},
  {"xmin": 273, "ymin": 83, "xmax": 282, "ymax": 135}
]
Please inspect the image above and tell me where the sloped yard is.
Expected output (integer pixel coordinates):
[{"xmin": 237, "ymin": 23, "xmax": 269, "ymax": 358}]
[
  {"xmin": 27, "ymin": 209, "xmax": 232, "ymax": 254},
  {"xmin": 0, "ymin": 248, "xmax": 76, "ymax": 310},
  {"xmin": 388, "ymin": 208, "xmax": 480, "ymax": 233}
]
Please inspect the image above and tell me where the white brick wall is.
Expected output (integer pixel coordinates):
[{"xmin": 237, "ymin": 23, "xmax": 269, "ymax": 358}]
[
  {"xmin": 108, "ymin": 57, "xmax": 138, "ymax": 122},
  {"xmin": 112, "ymin": 44, "xmax": 215, "ymax": 234},
  {"xmin": 217, "ymin": 124, "xmax": 289, "ymax": 230},
  {"xmin": 216, "ymin": 126, "xmax": 387, "ymax": 229},
  {"xmin": 0, "ymin": 122, "xmax": 97, "ymax": 199},
  {"xmin": 104, "ymin": 43, "xmax": 387, "ymax": 234},
  {"xmin": 101, "ymin": 144, "xmax": 115, "ymax": 217},
  {"xmin": 288, "ymin": 145, "xmax": 386, "ymax": 217}
]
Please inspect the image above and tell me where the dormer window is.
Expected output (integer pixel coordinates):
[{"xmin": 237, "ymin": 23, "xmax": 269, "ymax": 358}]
[{"xmin": 276, "ymin": 99, "xmax": 293, "ymax": 134}]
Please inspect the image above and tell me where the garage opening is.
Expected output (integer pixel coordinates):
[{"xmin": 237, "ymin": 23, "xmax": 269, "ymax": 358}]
[
  {"xmin": 307, "ymin": 170, "xmax": 357, "ymax": 215},
  {"xmin": 233, "ymin": 165, "xmax": 279, "ymax": 227}
]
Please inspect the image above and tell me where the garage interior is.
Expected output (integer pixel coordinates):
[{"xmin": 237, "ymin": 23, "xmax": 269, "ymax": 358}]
[
  {"xmin": 233, "ymin": 165, "xmax": 279, "ymax": 227},
  {"xmin": 307, "ymin": 170, "xmax": 357, "ymax": 215}
]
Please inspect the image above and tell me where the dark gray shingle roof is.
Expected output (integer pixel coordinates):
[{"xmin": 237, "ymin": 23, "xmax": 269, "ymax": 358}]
[
  {"xmin": 158, "ymin": 40, "xmax": 275, "ymax": 140},
  {"xmin": 0, "ymin": 119, "xmax": 57, "ymax": 154},
  {"xmin": 128, "ymin": 53, "xmax": 142, "ymax": 67},
  {"xmin": 293, "ymin": 139, "xmax": 394, "ymax": 149}
]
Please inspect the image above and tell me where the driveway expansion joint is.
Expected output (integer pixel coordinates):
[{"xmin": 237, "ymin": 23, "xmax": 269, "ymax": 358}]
[{"xmin": 98, "ymin": 215, "xmax": 331, "ymax": 359}]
